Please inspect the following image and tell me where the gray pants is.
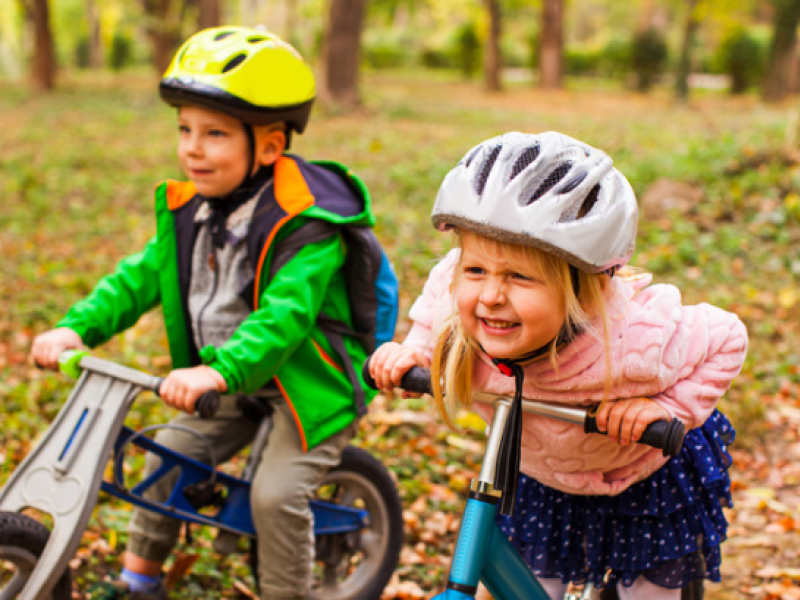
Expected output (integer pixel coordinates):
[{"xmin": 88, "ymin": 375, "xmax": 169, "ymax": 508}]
[{"xmin": 127, "ymin": 396, "xmax": 357, "ymax": 600}]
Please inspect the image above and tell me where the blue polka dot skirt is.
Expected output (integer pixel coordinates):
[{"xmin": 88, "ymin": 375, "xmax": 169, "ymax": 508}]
[{"xmin": 497, "ymin": 409, "xmax": 734, "ymax": 590}]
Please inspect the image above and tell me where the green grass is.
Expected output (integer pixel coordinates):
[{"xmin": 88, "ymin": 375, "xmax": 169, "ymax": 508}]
[{"xmin": 0, "ymin": 68, "xmax": 798, "ymax": 596}]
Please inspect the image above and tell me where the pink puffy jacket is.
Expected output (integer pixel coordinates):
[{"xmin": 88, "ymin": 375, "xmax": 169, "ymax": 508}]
[{"xmin": 403, "ymin": 249, "xmax": 748, "ymax": 496}]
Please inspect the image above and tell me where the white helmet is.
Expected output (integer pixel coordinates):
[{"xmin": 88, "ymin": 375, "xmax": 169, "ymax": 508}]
[{"xmin": 432, "ymin": 131, "xmax": 638, "ymax": 273}]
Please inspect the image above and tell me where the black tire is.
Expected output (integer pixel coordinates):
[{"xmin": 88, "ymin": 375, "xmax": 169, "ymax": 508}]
[
  {"xmin": 250, "ymin": 446, "xmax": 404, "ymax": 600},
  {"xmin": 0, "ymin": 511, "xmax": 71, "ymax": 600}
]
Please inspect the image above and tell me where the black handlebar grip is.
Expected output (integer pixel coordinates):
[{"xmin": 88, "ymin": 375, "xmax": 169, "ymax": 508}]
[
  {"xmin": 361, "ymin": 356, "xmax": 433, "ymax": 395},
  {"xmin": 195, "ymin": 390, "xmax": 221, "ymax": 419},
  {"xmin": 585, "ymin": 415, "xmax": 686, "ymax": 457},
  {"xmin": 153, "ymin": 377, "xmax": 220, "ymax": 419}
]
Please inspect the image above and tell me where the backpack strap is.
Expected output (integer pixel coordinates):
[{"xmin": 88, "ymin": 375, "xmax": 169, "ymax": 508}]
[
  {"xmin": 268, "ymin": 220, "xmax": 342, "ymax": 279},
  {"xmin": 268, "ymin": 219, "xmax": 369, "ymax": 418}
]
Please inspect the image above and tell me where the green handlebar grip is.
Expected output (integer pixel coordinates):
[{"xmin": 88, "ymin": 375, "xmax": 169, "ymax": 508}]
[{"xmin": 58, "ymin": 350, "xmax": 90, "ymax": 379}]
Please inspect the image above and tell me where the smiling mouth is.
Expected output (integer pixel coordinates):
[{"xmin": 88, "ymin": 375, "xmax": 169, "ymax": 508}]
[{"xmin": 480, "ymin": 318, "xmax": 519, "ymax": 330}]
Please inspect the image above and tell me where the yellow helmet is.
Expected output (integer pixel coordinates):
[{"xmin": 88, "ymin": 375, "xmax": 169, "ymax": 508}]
[{"xmin": 160, "ymin": 27, "xmax": 316, "ymax": 133}]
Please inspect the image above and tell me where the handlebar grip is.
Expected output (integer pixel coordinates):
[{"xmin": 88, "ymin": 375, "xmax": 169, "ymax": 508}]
[
  {"xmin": 584, "ymin": 415, "xmax": 686, "ymax": 457},
  {"xmin": 195, "ymin": 390, "xmax": 221, "ymax": 419},
  {"xmin": 361, "ymin": 356, "xmax": 433, "ymax": 395},
  {"xmin": 153, "ymin": 378, "xmax": 221, "ymax": 419}
]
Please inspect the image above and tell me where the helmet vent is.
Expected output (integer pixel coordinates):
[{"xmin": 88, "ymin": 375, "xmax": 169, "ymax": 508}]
[
  {"xmin": 214, "ymin": 31, "xmax": 234, "ymax": 41},
  {"xmin": 577, "ymin": 185, "xmax": 600, "ymax": 219},
  {"xmin": 476, "ymin": 145, "xmax": 502, "ymax": 196},
  {"xmin": 247, "ymin": 36, "xmax": 267, "ymax": 44},
  {"xmin": 222, "ymin": 53, "xmax": 247, "ymax": 73},
  {"xmin": 509, "ymin": 145, "xmax": 540, "ymax": 181},
  {"xmin": 559, "ymin": 171, "xmax": 587, "ymax": 194},
  {"xmin": 464, "ymin": 146, "xmax": 481, "ymax": 168},
  {"xmin": 525, "ymin": 161, "xmax": 573, "ymax": 205}
]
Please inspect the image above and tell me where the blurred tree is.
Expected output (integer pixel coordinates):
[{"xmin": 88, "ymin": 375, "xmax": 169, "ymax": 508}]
[
  {"xmin": 763, "ymin": 0, "xmax": 800, "ymax": 101},
  {"xmin": 540, "ymin": 0, "xmax": 563, "ymax": 89},
  {"xmin": 322, "ymin": 0, "xmax": 368, "ymax": 108},
  {"xmin": 718, "ymin": 27, "xmax": 765, "ymax": 93},
  {"xmin": 456, "ymin": 21, "xmax": 480, "ymax": 78},
  {"xmin": 197, "ymin": 0, "xmax": 221, "ymax": 30},
  {"xmin": 675, "ymin": 0, "xmax": 699, "ymax": 101},
  {"xmin": 631, "ymin": 26, "xmax": 667, "ymax": 91},
  {"xmin": 109, "ymin": 30, "xmax": 134, "ymax": 70},
  {"xmin": 483, "ymin": 0, "xmax": 502, "ymax": 91},
  {"xmin": 18, "ymin": 0, "xmax": 55, "ymax": 90},
  {"xmin": 140, "ymin": 0, "xmax": 189, "ymax": 74},
  {"xmin": 86, "ymin": 0, "xmax": 101, "ymax": 68}
]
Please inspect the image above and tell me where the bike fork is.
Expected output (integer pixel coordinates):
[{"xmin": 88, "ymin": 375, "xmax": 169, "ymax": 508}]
[
  {"xmin": 0, "ymin": 357, "xmax": 157, "ymax": 600},
  {"xmin": 432, "ymin": 401, "xmax": 550, "ymax": 600}
]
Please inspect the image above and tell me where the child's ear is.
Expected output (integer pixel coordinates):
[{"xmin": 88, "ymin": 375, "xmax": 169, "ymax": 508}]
[{"xmin": 256, "ymin": 126, "xmax": 286, "ymax": 168}]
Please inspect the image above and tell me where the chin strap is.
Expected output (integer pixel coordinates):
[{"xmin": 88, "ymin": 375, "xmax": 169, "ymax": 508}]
[{"xmin": 491, "ymin": 357, "xmax": 525, "ymax": 516}]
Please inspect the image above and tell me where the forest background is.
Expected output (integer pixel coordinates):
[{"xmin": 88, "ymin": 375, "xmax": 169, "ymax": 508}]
[{"xmin": 2, "ymin": 0, "xmax": 800, "ymax": 598}]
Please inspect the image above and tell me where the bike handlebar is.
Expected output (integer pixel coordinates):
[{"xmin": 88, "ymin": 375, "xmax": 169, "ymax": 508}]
[
  {"xmin": 362, "ymin": 357, "xmax": 685, "ymax": 457},
  {"xmin": 152, "ymin": 378, "xmax": 221, "ymax": 419},
  {"xmin": 50, "ymin": 351, "xmax": 221, "ymax": 420}
]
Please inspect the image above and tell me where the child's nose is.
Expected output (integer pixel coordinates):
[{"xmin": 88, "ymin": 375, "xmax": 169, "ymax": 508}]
[
  {"xmin": 186, "ymin": 134, "xmax": 203, "ymax": 155},
  {"xmin": 479, "ymin": 278, "xmax": 506, "ymax": 305}
]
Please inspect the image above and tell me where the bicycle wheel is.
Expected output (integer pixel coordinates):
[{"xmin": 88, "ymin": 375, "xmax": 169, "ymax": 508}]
[
  {"xmin": 250, "ymin": 445, "xmax": 404, "ymax": 600},
  {"xmin": 0, "ymin": 511, "xmax": 71, "ymax": 600}
]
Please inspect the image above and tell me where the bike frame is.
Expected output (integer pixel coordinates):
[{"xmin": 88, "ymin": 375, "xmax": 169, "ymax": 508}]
[
  {"xmin": 432, "ymin": 394, "xmax": 607, "ymax": 600},
  {"xmin": 0, "ymin": 352, "xmax": 367, "ymax": 600}
]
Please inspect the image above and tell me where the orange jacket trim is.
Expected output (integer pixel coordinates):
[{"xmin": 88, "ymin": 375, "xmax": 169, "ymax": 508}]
[
  {"xmin": 251, "ymin": 156, "xmax": 317, "ymax": 309},
  {"xmin": 312, "ymin": 339, "xmax": 344, "ymax": 373},
  {"xmin": 274, "ymin": 156, "xmax": 315, "ymax": 214},
  {"xmin": 165, "ymin": 180, "xmax": 198, "ymax": 211},
  {"xmin": 274, "ymin": 376, "xmax": 308, "ymax": 452}
]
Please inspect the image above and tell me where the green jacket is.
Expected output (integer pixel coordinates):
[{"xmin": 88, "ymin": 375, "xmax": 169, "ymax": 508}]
[{"xmin": 58, "ymin": 155, "xmax": 377, "ymax": 450}]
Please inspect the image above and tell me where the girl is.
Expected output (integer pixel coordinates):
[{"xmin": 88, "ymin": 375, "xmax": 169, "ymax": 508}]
[{"xmin": 370, "ymin": 132, "xmax": 747, "ymax": 599}]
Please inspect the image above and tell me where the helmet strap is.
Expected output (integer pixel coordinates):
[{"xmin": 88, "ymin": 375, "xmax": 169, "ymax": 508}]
[{"xmin": 240, "ymin": 123, "xmax": 257, "ymax": 189}]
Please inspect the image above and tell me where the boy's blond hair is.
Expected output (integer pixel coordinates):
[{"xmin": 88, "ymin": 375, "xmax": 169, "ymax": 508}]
[{"xmin": 431, "ymin": 232, "xmax": 620, "ymax": 427}]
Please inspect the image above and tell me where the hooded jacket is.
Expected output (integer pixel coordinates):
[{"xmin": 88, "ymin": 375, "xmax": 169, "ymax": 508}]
[
  {"xmin": 57, "ymin": 155, "xmax": 376, "ymax": 451},
  {"xmin": 403, "ymin": 249, "xmax": 748, "ymax": 495}
]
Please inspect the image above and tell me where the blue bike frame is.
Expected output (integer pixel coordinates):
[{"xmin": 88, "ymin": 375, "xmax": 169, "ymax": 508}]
[{"xmin": 102, "ymin": 427, "xmax": 368, "ymax": 538}]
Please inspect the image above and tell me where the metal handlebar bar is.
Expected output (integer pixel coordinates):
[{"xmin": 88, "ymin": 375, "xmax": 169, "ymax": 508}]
[{"xmin": 362, "ymin": 358, "xmax": 685, "ymax": 458}]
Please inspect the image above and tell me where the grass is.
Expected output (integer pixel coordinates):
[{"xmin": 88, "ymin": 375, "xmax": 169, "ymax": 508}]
[{"xmin": 0, "ymin": 68, "xmax": 799, "ymax": 596}]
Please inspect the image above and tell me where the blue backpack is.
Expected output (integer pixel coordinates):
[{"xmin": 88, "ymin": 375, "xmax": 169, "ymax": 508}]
[{"xmin": 269, "ymin": 222, "xmax": 399, "ymax": 354}]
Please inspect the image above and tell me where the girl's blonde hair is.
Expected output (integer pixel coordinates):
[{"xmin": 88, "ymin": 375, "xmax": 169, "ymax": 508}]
[{"xmin": 431, "ymin": 232, "xmax": 621, "ymax": 427}]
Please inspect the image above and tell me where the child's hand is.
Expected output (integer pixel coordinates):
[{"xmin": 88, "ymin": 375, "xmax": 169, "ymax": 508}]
[
  {"xmin": 159, "ymin": 365, "xmax": 228, "ymax": 414},
  {"xmin": 368, "ymin": 342, "xmax": 428, "ymax": 398},
  {"xmin": 30, "ymin": 328, "xmax": 85, "ymax": 370},
  {"xmin": 594, "ymin": 397, "xmax": 671, "ymax": 446}
]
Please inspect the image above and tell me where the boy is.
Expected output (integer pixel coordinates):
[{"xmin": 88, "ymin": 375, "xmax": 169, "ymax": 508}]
[{"xmin": 31, "ymin": 27, "xmax": 378, "ymax": 599}]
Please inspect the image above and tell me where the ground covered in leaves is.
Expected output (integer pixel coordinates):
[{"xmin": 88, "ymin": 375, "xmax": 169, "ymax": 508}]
[{"xmin": 1, "ymin": 70, "xmax": 799, "ymax": 598}]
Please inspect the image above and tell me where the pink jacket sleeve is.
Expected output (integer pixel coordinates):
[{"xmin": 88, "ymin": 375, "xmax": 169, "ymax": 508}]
[
  {"xmin": 652, "ymin": 303, "xmax": 748, "ymax": 429},
  {"xmin": 403, "ymin": 249, "xmax": 460, "ymax": 359}
]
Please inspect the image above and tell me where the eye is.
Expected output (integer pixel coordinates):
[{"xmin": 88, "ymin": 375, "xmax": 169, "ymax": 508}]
[
  {"xmin": 208, "ymin": 128, "xmax": 227, "ymax": 137},
  {"xmin": 463, "ymin": 265, "xmax": 485, "ymax": 276},
  {"xmin": 178, "ymin": 124, "xmax": 190, "ymax": 134}
]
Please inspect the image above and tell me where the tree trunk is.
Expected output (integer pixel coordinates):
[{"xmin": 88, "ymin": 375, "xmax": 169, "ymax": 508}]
[
  {"xmin": 141, "ymin": 0, "xmax": 184, "ymax": 74},
  {"xmin": 322, "ymin": 0, "xmax": 367, "ymax": 108},
  {"xmin": 483, "ymin": 0, "xmax": 502, "ymax": 92},
  {"xmin": 787, "ymin": 39, "xmax": 800, "ymax": 94},
  {"xmin": 763, "ymin": 0, "xmax": 800, "ymax": 101},
  {"xmin": 285, "ymin": 0, "xmax": 298, "ymax": 46},
  {"xmin": 197, "ymin": 0, "xmax": 221, "ymax": 30},
  {"xmin": 86, "ymin": 0, "xmax": 101, "ymax": 68},
  {"xmin": 21, "ymin": 0, "xmax": 56, "ymax": 90},
  {"xmin": 675, "ymin": 0, "xmax": 699, "ymax": 102},
  {"xmin": 539, "ymin": 0, "xmax": 563, "ymax": 89}
]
